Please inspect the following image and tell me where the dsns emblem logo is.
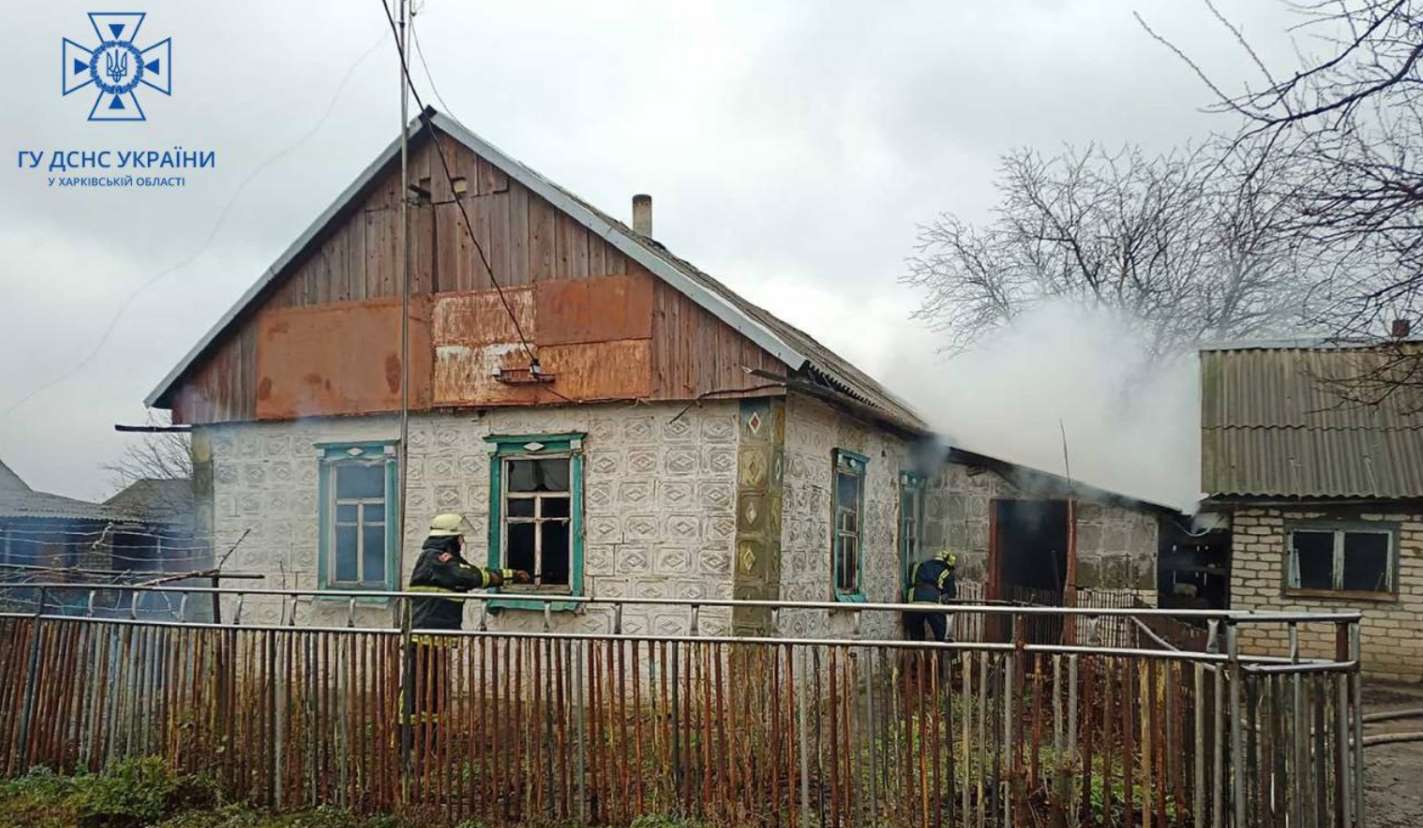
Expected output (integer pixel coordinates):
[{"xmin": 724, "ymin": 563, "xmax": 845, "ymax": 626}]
[{"xmin": 61, "ymin": 13, "xmax": 172, "ymax": 122}]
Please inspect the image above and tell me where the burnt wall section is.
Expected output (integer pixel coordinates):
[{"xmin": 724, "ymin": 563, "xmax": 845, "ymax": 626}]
[{"xmin": 921, "ymin": 462, "xmax": 1160, "ymax": 602}]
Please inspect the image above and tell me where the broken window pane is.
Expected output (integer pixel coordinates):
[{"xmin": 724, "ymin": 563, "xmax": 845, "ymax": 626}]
[
  {"xmin": 1291, "ymin": 531, "xmax": 1333, "ymax": 590},
  {"xmin": 507, "ymin": 522, "xmax": 535, "ymax": 574},
  {"xmin": 541, "ymin": 522, "xmax": 570, "ymax": 585},
  {"xmin": 507, "ymin": 458, "xmax": 570, "ymax": 493},
  {"xmin": 1342, "ymin": 532, "xmax": 1390, "ymax": 592}
]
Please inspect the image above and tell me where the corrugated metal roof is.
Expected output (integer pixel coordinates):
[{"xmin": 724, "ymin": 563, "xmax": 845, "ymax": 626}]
[
  {"xmin": 1200, "ymin": 346, "xmax": 1423, "ymax": 498},
  {"xmin": 104, "ymin": 478, "xmax": 193, "ymax": 522},
  {"xmin": 0, "ymin": 487, "xmax": 142, "ymax": 522},
  {"xmin": 145, "ymin": 108, "xmax": 927, "ymax": 434}
]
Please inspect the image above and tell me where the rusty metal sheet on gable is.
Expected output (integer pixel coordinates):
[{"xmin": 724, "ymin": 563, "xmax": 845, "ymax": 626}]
[
  {"xmin": 431, "ymin": 286, "xmax": 535, "ymax": 346},
  {"xmin": 433, "ymin": 339, "xmax": 651, "ymax": 407},
  {"xmin": 534, "ymin": 272, "xmax": 654, "ymax": 346},
  {"xmin": 254, "ymin": 298, "xmax": 431, "ymax": 420}
]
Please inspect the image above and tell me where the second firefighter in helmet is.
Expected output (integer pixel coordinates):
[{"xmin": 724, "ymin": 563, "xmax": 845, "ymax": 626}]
[
  {"xmin": 903, "ymin": 549, "xmax": 958, "ymax": 642},
  {"xmin": 408, "ymin": 512, "xmax": 531, "ymax": 630}
]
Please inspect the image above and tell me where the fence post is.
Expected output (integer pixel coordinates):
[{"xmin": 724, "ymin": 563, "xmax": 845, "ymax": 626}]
[
  {"xmin": 1349, "ymin": 621, "xmax": 1364, "ymax": 828},
  {"xmin": 399, "ymin": 595, "xmax": 413, "ymax": 801},
  {"xmin": 1227, "ymin": 621, "xmax": 1244, "ymax": 828},
  {"xmin": 16, "ymin": 587, "xmax": 46, "ymax": 771}
]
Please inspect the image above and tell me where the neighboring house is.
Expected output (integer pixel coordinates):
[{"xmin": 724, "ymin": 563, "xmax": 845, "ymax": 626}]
[
  {"xmin": 103, "ymin": 477, "xmax": 199, "ymax": 573},
  {"xmin": 142, "ymin": 108, "xmax": 1171, "ymax": 637},
  {"xmin": 1200, "ymin": 342, "xmax": 1423, "ymax": 681},
  {"xmin": 0, "ymin": 461, "xmax": 192, "ymax": 616}
]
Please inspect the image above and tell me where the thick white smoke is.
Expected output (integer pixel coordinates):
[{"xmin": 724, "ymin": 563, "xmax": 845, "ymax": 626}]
[{"xmin": 885, "ymin": 300, "xmax": 1201, "ymax": 512}]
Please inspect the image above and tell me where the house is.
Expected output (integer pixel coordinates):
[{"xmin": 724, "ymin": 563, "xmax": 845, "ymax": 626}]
[
  {"xmin": 0, "ymin": 461, "xmax": 195, "ymax": 616},
  {"xmin": 1200, "ymin": 341, "xmax": 1423, "ymax": 681},
  {"xmin": 143, "ymin": 108, "xmax": 1172, "ymax": 637}
]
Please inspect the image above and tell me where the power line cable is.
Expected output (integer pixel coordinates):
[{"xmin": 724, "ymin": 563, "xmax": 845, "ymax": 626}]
[
  {"xmin": 379, "ymin": 0, "xmax": 561, "ymax": 398},
  {"xmin": 1, "ymin": 30, "xmax": 390, "ymax": 421}
]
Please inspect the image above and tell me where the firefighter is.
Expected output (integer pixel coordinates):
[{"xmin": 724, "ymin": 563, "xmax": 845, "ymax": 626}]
[
  {"xmin": 401, "ymin": 513, "xmax": 529, "ymax": 761},
  {"xmin": 903, "ymin": 549, "xmax": 958, "ymax": 642},
  {"xmin": 408, "ymin": 512, "xmax": 530, "ymax": 630}
]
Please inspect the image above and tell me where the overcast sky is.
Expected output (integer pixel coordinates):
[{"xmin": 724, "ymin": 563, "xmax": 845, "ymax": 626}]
[{"xmin": 0, "ymin": 1, "xmax": 1305, "ymax": 505}]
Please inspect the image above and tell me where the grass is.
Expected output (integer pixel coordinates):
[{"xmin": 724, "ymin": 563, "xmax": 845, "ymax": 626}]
[
  {"xmin": 0, "ymin": 760, "xmax": 417, "ymax": 828},
  {"xmin": 0, "ymin": 761, "xmax": 722, "ymax": 828}
]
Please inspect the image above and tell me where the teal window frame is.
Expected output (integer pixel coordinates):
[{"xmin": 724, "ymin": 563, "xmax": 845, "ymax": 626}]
[
  {"xmin": 898, "ymin": 470, "xmax": 927, "ymax": 594},
  {"xmin": 316, "ymin": 441, "xmax": 400, "ymax": 596},
  {"xmin": 832, "ymin": 448, "xmax": 869, "ymax": 603},
  {"xmin": 485, "ymin": 433, "xmax": 586, "ymax": 612}
]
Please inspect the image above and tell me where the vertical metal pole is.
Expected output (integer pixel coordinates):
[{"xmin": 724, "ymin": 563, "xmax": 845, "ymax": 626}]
[
  {"xmin": 1194, "ymin": 662, "xmax": 1205, "ymax": 828},
  {"xmin": 1067, "ymin": 654, "xmax": 1078, "ymax": 808},
  {"xmin": 1349, "ymin": 622, "xmax": 1364, "ymax": 828},
  {"xmin": 1212, "ymin": 664, "xmax": 1224, "ymax": 828},
  {"xmin": 1227, "ymin": 623, "xmax": 1244, "ymax": 828},
  {"xmin": 399, "ymin": 596, "xmax": 413, "ymax": 794},
  {"xmin": 1290, "ymin": 623, "xmax": 1304, "ymax": 828},
  {"xmin": 798, "ymin": 646, "xmax": 811, "ymax": 828},
  {"xmin": 575, "ymin": 640, "xmax": 586, "ymax": 824},
  {"xmin": 394, "ymin": 0, "xmax": 412, "ymax": 614}
]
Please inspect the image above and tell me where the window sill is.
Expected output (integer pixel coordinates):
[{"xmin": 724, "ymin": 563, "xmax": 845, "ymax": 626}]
[
  {"xmin": 314, "ymin": 587, "xmax": 393, "ymax": 606},
  {"xmin": 833, "ymin": 591, "xmax": 868, "ymax": 605},
  {"xmin": 486, "ymin": 595, "xmax": 581, "ymax": 613},
  {"xmin": 1281, "ymin": 588, "xmax": 1397, "ymax": 604}
]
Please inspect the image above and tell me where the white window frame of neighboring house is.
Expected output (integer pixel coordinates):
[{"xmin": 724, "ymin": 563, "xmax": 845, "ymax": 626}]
[
  {"xmin": 499, "ymin": 452, "xmax": 573, "ymax": 590},
  {"xmin": 1285, "ymin": 522, "xmax": 1397, "ymax": 596}
]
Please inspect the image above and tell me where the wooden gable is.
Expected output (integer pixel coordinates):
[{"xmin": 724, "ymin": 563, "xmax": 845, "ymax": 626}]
[{"xmin": 168, "ymin": 129, "xmax": 786, "ymax": 425}]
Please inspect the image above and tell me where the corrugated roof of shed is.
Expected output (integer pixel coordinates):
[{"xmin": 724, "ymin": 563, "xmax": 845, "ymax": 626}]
[{"xmin": 1200, "ymin": 345, "xmax": 1423, "ymax": 499}]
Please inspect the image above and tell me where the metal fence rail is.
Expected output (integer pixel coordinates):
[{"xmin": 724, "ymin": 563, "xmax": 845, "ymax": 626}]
[{"xmin": 0, "ymin": 584, "xmax": 1364, "ymax": 827}]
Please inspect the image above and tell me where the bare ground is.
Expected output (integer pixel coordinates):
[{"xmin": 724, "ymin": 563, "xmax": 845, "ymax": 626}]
[{"xmin": 1363, "ymin": 682, "xmax": 1423, "ymax": 828}]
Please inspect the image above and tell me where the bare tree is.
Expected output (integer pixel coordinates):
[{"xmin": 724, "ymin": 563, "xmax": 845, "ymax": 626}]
[
  {"xmin": 104, "ymin": 411, "xmax": 192, "ymax": 498},
  {"xmin": 1139, "ymin": 1, "xmax": 1423, "ymax": 396},
  {"xmin": 902, "ymin": 141, "xmax": 1313, "ymax": 359}
]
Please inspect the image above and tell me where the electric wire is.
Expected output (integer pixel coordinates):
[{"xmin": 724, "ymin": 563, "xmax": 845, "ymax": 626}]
[
  {"xmin": 378, "ymin": 0, "xmax": 579, "ymax": 407},
  {"xmin": 2, "ymin": 30, "xmax": 390, "ymax": 420}
]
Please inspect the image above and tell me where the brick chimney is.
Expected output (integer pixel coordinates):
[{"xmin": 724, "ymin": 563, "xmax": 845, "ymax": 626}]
[
  {"xmin": 632, "ymin": 194, "xmax": 653, "ymax": 237},
  {"xmin": 1392, "ymin": 319, "xmax": 1412, "ymax": 339}
]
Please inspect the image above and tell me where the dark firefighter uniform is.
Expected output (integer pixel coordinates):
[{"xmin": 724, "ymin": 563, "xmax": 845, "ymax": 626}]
[
  {"xmin": 401, "ymin": 513, "xmax": 527, "ymax": 750},
  {"xmin": 903, "ymin": 550, "xmax": 958, "ymax": 642},
  {"xmin": 408, "ymin": 527, "xmax": 521, "ymax": 631}
]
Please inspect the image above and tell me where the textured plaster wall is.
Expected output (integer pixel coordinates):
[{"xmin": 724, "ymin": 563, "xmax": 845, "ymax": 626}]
[
  {"xmin": 778, "ymin": 393, "xmax": 910, "ymax": 639},
  {"xmin": 1229, "ymin": 507, "xmax": 1423, "ymax": 682},
  {"xmin": 201, "ymin": 400, "xmax": 742, "ymax": 635}
]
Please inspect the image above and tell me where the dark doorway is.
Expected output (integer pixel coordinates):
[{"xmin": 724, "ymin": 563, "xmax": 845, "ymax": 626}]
[
  {"xmin": 991, "ymin": 499, "xmax": 1069, "ymax": 598},
  {"xmin": 1157, "ymin": 518, "xmax": 1231, "ymax": 612},
  {"xmin": 989, "ymin": 499, "xmax": 1069, "ymax": 642}
]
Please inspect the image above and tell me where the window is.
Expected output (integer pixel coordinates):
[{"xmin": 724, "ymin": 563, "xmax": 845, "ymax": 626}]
[
  {"xmin": 1287, "ymin": 523, "xmax": 1395, "ymax": 595},
  {"xmin": 504, "ymin": 457, "xmax": 572, "ymax": 587},
  {"xmin": 832, "ymin": 449, "xmax": 868, "ymax": 601},
  {"xmin": 486, "ymin": 434, "xmax": 585, "ymax": 608},
  {"xmin": 899, "ymin": 471, "xmax": 927, "ymax": 590},
  {"xmin": 318, "ymin": 442, "xmax": 398, "ymax": 591}
]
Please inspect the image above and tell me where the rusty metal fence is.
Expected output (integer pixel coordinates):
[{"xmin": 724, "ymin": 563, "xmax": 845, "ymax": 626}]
[{"xmin": 0, "ymin": 584, "xmax": 1364, "ymax": 827}]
